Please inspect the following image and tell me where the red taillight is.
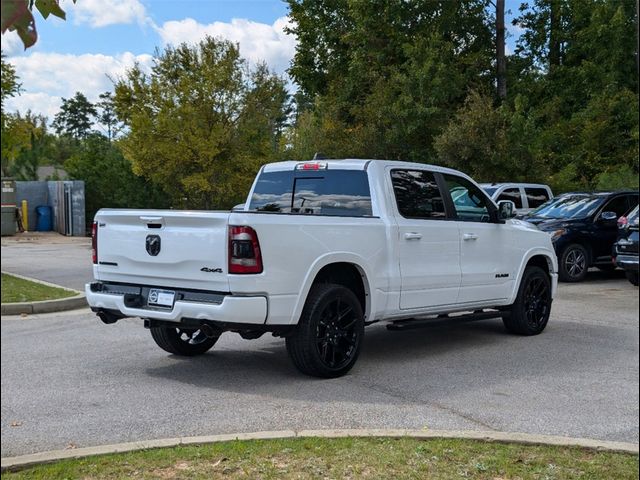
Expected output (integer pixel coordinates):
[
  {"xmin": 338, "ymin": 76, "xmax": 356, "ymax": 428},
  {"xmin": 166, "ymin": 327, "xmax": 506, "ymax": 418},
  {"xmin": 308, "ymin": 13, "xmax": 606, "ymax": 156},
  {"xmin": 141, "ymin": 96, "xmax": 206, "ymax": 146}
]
[
  {"xmin": 91, "ymin": 221, "xmax": 98, "ymax": 264},
  {"xmin": 228, "ymin": 226, "xmax": 262, "ymax": 274}
]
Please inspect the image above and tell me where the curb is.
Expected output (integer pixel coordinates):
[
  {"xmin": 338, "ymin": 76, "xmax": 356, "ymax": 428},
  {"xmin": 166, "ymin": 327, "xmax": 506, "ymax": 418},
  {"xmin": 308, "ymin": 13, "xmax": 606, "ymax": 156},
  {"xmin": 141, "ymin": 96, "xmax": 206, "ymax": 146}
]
[
  {"xmin": 1, "ymin": 271, "xmax": 87, "ymax": 316},
  {"xmin": 2, "ymin": 429, "xmax": 638, "ymax": 472}
]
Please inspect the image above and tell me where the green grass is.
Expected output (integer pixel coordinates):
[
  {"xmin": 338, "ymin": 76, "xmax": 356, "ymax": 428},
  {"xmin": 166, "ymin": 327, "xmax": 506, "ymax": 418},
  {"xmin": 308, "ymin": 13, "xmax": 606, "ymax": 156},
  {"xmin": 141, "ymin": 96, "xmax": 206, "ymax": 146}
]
[
  {"xmin": 1, "ymin": 273, "xmax": 76, "ymax": 303},
  {"xmin": 3, "ymin": 437, "xmax": 638, "ymax": 479}
]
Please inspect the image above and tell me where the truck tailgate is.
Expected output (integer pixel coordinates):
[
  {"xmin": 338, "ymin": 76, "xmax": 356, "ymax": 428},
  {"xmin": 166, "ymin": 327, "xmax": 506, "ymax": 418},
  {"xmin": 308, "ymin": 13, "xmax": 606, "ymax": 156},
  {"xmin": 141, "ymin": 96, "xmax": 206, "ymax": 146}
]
[{"xmin": 94, "ymin": 209, "xmax": 230, "ymax": 292}]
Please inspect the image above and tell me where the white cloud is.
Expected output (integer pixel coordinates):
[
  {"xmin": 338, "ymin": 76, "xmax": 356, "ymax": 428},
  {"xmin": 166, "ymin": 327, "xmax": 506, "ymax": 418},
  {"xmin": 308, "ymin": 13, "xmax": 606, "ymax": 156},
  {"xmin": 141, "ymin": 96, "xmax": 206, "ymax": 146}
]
[
  {"xmin": 1, "ymin": 31, "xmax": 24, "ymax": 56},
  {"xmin": 155, "ymin": 16, "xmax": 296, "ymax": 75},
  {"xmin": 4, "ymin": 52, "xmax": 154, "ymax": 119},
  {"xmin": 67, "ymin": 0, "xmax": 148, "ymax": 28}
]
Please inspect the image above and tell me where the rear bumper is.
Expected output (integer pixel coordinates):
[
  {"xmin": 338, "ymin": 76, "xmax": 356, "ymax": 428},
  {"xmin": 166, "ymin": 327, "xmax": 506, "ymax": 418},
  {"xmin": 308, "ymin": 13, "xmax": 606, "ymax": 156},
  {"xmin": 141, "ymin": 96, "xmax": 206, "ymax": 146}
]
[
  {"xmin": 85, "ymin": 283, "xmax": 267, "ymax": 325},
  {"xmin": 615, "ymin": 254, "xmax": 639, "ymax": 273}
]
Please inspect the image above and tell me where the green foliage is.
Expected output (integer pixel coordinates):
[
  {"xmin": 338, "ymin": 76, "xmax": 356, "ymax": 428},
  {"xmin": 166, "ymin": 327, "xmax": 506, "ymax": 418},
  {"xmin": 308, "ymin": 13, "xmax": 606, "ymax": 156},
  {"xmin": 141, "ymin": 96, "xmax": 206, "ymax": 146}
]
[
  {"xmin": 96, "ymin": 92, "xmax": 122, "ymax": 141},
  {"xmin": 114, "ymin": 37, "xmax": 290, "ymax": 209},
  {"xmin": 0, "ymin": 0, "xmax": 73, "ymax": 49},
  {"xmin": 286, "ymin": 0, "xmax": 638, "ymax": 192},
  {"xmin": 285, "ymin": 1, "xmax": 495, "ymax": 161},
  {"xmin": 65, "ymin": 134, "xmax": 170, "ymax": 228},
  {"xmin": 52, "ymin": 92, "xmax": 97, "ymax": 140},
  {"xmin": 10, "ymin": 111, "xmax": 49, "ymax": 180},
  {"xmin": 1, "ymin": 51, "xmax": 20, "ymax": 112},
  {"xmin": 434, "ymin": 91, "xmax": 543, "ymax": 183}
]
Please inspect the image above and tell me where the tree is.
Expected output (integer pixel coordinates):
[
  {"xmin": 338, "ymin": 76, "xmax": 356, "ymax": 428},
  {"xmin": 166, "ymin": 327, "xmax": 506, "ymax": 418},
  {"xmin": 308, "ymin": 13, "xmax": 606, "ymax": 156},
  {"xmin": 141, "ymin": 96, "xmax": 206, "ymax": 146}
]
[
  {"xmin": 96, "ymin": 92, "xmax": 122, "ymax": 141},
  {"xmin": 65, "ymin": 134, "xmax": 170, "ymax": 230},
  {"xmin": 52, "ymin": 92, "xmax": 97, "ymax": 140},
  {"xmin": 1, "ymin": 51, "xmax": 20, "ymax": 112},
  {"xmin": 285, "ymin": 1, "xmax": 494, "ymax": 161},
  {"xmin": 1, "ymin": 0, "xmax": 74, "ymax": 49},
  {"xmin": 434, "ymin": 91, "xmax": 543, "ymax": 182},
  {"xmin": 495, "ymin": 0, "xmax": 507, "ymax": 100},
  {"xmin": 114, "ymin": 37, "xmax": 290, "ymax": 210},
  {"xmin": 11, "ymin": 111, "xmax": 49, "ymax": 180}
]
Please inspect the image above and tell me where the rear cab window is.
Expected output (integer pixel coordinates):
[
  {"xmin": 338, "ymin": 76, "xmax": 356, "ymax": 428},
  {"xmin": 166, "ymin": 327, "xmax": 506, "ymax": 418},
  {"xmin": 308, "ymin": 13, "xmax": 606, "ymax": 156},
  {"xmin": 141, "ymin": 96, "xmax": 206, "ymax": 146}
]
[
  {"xmin": 390, "ymin": 169, "xmax": 446, "ymax": 219},
  {"xmin": 525, "ymin": 188, "xmax": 550, "ymax": 209},
  {"xmin": 247, "ymin": 169, "xmax": 373, "ymax": 217},
  {"xmin": 497, "ymin": 188, "xmax": 523, "ymax": 209}
]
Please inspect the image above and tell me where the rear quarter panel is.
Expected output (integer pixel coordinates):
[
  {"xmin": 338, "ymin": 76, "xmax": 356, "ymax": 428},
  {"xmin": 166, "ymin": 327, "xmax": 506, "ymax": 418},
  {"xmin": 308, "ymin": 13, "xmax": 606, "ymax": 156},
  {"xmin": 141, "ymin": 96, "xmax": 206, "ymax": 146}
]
[{"xmin": 227, "ymin": 212, "xmax": 391, "ymax": 324}]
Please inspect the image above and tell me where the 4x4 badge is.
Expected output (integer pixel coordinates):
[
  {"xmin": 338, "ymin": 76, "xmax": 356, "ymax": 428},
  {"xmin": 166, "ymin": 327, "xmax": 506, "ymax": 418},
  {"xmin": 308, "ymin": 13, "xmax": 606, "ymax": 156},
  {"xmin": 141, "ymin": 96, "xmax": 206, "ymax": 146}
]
[{"xmin": 146, "ymin": 235, "xmax": 161, "ymax": 256}]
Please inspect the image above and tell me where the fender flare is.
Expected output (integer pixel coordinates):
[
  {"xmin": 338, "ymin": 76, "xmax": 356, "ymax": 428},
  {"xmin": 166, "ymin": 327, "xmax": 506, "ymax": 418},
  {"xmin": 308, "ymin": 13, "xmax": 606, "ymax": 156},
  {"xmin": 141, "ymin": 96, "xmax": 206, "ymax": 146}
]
[
  {"xmin": 508, "ymin": 248, "xmax": 558, "ymax": 304},
  {"xmin": 289, "ymin": 252, "xmax": 375, "ymax": 325}
]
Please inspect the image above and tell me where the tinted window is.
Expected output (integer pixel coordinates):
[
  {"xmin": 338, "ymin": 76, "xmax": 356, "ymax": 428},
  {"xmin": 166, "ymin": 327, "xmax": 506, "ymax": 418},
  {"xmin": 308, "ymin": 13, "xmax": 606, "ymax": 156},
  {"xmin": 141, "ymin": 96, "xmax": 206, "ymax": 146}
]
[
  {"xmin": 482, "ymin": 186, "xmax": 498, "ymax": 196},
  {"xmin": 627, "ymin": 206, "xmax": 639, "ymax": 226},
  {"xmin": 248, "ymin": 170, "xmax": 373, "ymax": 217},
  {"xmin": 529, "ymin": 194, "xmax": 604, "ymax": 219},
  {"xmin": 443, "ymin": 174, "xmax": 492, "ymax": 222},
  {"xmin": 497, "ymin": 188, "xmax": 523, "ymax": 209},
  {"xmin": 525, "ymin": 188, "xmax": 550, "ymax": 209},
  {"xmin": 391, "ymin": 170, "xmax": 446, "ymax": 219},
  {"xmin": 601, "ymin": 196, "xmax": 631, "ymax": 218}
]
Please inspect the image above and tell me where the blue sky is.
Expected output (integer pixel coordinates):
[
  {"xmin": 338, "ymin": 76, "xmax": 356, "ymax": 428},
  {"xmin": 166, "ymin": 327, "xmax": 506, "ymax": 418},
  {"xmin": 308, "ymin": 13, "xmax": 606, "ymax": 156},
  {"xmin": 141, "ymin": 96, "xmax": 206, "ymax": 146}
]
[{"xmin": 2, "ymin": 0, "xmax": 523, "ymax": 120}]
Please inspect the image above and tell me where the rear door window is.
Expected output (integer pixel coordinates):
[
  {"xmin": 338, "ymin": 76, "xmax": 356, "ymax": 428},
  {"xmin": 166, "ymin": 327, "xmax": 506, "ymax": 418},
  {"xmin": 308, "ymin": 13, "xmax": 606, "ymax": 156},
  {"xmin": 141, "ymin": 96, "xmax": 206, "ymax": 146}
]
[
  {"xmin": 390, "ymin": 169, "xmax": 446, "ymax": 219},
  {"xmin": 248, "ymin": 170, "xmax": 373, "ymax": 217},
  {"xmin": 497, "ymin": 188, "xmax": 523, "ymax": 209},
  {"xmin": 525, "ymin": 188, "xmax": 550, "ymax": 209}
]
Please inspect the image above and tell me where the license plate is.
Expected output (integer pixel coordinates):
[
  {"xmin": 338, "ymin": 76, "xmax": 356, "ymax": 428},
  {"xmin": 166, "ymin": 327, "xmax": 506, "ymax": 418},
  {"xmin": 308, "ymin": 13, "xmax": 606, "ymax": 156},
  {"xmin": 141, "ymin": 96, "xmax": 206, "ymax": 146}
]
[{"xmin": 148, "ymin": 289, "xmax": 175, "ymax": 308}]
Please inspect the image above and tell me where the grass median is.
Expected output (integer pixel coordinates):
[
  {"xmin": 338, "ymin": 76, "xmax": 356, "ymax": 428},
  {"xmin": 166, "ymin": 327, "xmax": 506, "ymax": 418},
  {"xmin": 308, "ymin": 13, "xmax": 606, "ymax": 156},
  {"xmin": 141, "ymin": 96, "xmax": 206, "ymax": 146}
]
[
  {"xmin": 1, "ymin": 273, "xmax": 76, "ymax": 304},
  {"xmin": 3, "ymin": 437, "xmax": 638, "ymax": 479}
]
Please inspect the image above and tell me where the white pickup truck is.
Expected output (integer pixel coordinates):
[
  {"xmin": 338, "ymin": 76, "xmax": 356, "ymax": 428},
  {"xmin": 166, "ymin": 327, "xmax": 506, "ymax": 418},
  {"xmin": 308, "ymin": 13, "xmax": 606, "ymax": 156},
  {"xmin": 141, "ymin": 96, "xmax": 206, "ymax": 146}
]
[{"xmin": 86, "ymin": 159, "xmax": 558, "ymax": 377}]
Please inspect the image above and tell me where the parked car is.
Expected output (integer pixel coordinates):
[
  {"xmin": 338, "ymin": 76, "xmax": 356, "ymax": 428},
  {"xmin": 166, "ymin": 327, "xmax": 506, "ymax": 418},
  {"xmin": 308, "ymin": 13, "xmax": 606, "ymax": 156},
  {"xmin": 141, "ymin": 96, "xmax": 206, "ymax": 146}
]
[
  {"xmin": 613, "ymin": 205, "xmax": 639, "ymax": 286},
  {"xmin": 521, "ymin": 191, "xmax": 639, "ymax": 282},
  {"xmin": 86, "ymin": 159, "xmax": 558, "ymax": 378},
  {"xmin": 480, "ymin": 183, "xmax": 553, "ymax": 215}
]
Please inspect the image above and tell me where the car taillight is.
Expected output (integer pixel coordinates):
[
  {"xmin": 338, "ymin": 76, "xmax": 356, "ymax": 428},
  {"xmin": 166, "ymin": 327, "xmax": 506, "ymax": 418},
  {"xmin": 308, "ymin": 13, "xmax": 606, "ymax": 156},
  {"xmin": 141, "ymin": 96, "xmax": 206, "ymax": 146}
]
[
  {"xmin": 228, "ymin": 226, "xmax": 262, "ymax": 274},
  {"xmin": 91, "ymin": 221, "xmax": 98, "ymax": 264}
]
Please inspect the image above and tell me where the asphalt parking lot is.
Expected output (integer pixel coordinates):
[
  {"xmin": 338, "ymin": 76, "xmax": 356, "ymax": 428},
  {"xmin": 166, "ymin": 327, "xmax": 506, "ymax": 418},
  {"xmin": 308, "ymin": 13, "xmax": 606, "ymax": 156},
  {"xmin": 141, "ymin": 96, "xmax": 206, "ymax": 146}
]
[{"xmin": 1, "ymin": 239, "xmax": 638, "ymax": 457}]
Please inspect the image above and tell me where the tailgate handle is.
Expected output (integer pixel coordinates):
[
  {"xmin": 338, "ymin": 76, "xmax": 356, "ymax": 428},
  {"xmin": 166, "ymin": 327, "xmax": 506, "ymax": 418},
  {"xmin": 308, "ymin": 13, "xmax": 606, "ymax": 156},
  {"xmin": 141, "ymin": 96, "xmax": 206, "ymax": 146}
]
[{"xmin": 140, "ymin": 216, "xmax": 164, "ymax": 229}]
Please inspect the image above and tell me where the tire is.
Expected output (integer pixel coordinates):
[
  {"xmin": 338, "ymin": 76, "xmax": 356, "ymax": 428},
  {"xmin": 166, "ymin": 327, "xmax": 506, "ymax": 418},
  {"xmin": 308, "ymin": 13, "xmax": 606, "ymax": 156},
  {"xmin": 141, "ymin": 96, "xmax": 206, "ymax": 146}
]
[
  {"xmin": 503, "ymin": 266, "xmax": 552, "ymax": 336},
  {"xmin": 286, "ymin": 283, "xmax": 365, "ymax": 378},
  {"xmin": 626, "ymin": 271, "xmax": 639, "ymax": 286},
  {"xmin": 150, "ymin": 326, "xmax": 220, "ymax": 356},
  {"xmin": 559, "ymin": 244, "xmax": 589, "ymax": 282}
]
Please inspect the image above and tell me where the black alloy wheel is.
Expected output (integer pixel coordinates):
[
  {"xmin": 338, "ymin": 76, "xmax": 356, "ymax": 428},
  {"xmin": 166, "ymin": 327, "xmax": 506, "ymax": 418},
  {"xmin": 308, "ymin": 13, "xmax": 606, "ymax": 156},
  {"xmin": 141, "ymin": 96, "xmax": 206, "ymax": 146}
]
[
  {"xmin": 315, "ymin": 297, "xmax": 360, "ymax": 370},
  {"xmin": 503, "ymin": 266, "xmax": 552, "ymax": 335},
  {"xmin": 287, "ymin": 283, "xmax": 365, "ymax": 378},
  {"xmin": 559, "ymin": 244, "xmax": 589, "ymax": 282},
  {"xmin": 522, "ymin": 275, "xmax": 551, "ymax": 332},
  {"xmin": 150, "ymin": 326, "xmax": 220, "ymax": 356}
]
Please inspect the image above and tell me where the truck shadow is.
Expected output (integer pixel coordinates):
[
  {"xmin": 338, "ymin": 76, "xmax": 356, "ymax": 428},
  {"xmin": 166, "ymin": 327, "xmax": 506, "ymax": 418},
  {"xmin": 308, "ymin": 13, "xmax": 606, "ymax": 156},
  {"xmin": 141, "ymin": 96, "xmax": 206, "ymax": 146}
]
[{"xmin": 143, "ymin": 317, "xmax": 613, "ymax": 406}]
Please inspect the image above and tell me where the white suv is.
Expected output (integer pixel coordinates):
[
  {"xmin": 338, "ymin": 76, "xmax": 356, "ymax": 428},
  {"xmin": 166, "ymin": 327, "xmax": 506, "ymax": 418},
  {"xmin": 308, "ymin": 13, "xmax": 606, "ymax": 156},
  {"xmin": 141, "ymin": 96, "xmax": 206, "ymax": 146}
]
[{"xmin": 481, "ymin": 183, "xmax": 553, "ymax": 215}]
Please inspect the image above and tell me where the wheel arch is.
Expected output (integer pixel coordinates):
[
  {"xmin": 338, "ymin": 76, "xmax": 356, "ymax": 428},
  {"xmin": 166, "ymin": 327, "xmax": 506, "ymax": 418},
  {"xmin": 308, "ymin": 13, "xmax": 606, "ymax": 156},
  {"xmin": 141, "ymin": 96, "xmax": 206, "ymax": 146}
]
[
  {"xmin": 291, "ymin": 254, "xmax": 373, "ymax": 325},
  {"xmin": 509, "ymin": 249, "xmax": 557, "ymax": 304}
]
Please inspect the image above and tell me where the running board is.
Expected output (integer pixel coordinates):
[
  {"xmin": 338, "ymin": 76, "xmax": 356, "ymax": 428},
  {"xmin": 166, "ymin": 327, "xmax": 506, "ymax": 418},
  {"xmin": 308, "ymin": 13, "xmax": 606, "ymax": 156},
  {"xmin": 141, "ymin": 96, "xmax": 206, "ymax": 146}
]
[{"xmin": 386, "ymin": 310, "xmax": 503, "ymax": 331}]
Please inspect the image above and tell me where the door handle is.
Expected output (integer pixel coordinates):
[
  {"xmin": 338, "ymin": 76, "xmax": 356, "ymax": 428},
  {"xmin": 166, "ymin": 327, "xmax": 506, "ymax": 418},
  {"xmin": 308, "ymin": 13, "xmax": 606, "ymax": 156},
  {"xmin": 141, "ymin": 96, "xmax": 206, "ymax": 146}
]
[
  {"xmin": 463, "ymin": 233, "xmax": 479, "ymax": 241},
  {"xmin": 404, "ymin": 232, "xmax": 422, "ymax": 240}
]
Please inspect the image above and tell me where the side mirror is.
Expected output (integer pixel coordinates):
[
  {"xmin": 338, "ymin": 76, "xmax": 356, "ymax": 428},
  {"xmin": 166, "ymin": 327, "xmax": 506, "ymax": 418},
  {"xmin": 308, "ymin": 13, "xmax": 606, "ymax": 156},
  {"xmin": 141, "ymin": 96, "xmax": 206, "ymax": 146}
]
[
  {"xmin": 232, "ymin": 203, "xmax": 245, "ymax": 212},
  {"xmin": 599, "ymin": 211, "xmax": 618, "ymax": 224},
  {"xmin": 497, "ymin": 200, "xmax": 516, "ymax": 220}
]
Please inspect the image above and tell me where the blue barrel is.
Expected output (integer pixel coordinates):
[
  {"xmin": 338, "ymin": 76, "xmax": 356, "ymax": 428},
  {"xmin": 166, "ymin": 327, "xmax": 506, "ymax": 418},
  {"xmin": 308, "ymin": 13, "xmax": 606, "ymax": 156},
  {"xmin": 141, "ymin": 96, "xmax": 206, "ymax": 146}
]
[{"xmin": 35, "ymin": 205, "xmax": 53, "ymax": 231}]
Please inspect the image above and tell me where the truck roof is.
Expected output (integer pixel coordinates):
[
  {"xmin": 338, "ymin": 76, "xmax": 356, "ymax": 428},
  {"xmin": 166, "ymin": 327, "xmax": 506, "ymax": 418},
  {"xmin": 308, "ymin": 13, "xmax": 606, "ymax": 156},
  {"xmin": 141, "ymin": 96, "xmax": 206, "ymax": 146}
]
[{"xmin": 262, "ymin": 159, "xmax": 465, "ymax": 177}]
